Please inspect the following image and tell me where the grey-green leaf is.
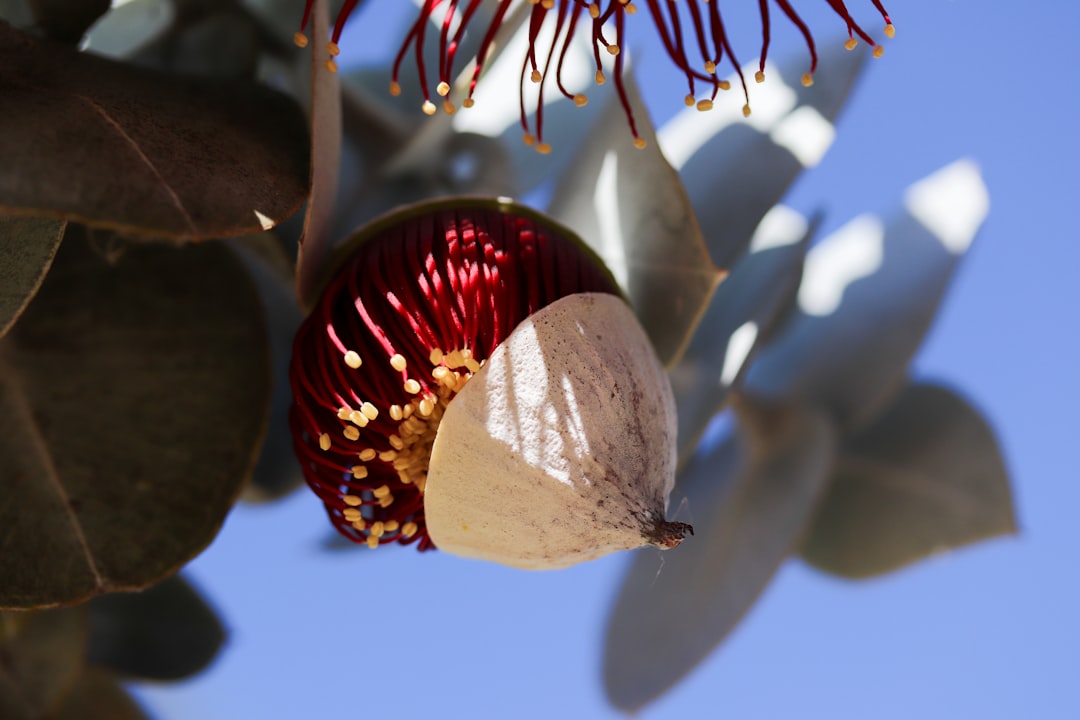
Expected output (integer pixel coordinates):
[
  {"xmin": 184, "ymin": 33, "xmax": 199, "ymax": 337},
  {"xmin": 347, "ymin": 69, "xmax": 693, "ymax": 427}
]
[
  {"xmin": 604, "ymin": 397, "xmax": 835, "ymax": 712},
  {"xmin": 0, "ymin": 20, "xmax": 309, "ymax": 240},
  {"xmin": 801, "ymin": 382, "xmax": 1017, "ymax": 579},
  {"xmin": 659, "ymin": 44, "xmax": 865, "ymax": 269},
  {"xmin": 86, "ymin": 574, "xmax": 225, "ymax": 681},
  {"xmin": 744, "ymin": 160, "xmax": 989, "ymax": 429},
  {"xmin": 670, "ymin": 207, "xmax": 811, "ymax": 465},
  {"xmin": 0, "ymin": 215, "xmax": 64, "ymax": 338},
  {"xmin": 548, "ymin": 73, "xmax": 723, "ymax": 367},
  {"xmin": 0, "ymin": 228, "xmax": 270, "ymax": 609},
  {"xmin": 0, "ymin": 608, "xmax": 87, "ymax": 720}
]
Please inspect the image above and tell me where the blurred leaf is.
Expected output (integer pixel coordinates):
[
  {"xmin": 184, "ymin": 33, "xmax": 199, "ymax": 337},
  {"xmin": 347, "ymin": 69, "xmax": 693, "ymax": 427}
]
[
  {"xmin": 232, "ymin": 234, "xmax": 304, "ymax": 502},
  {"xmin": 30, "ymin": 0, "xmax": 109, "ymax": 43},
  {"xmin": 670, "ymin": 207, "xmax": 811, "ymax": 465},
  {"xmin": 744, "ymin": 160, "xmax": 990, "ymax": 429},
  {"xmin": 54, "ymin": 668, "xmax": 149, "ymax": 720},
  {"xmin": 295, "ymin": 0, "xmax": 341, "ymax": 308},
  {"xmin": 549, "ymin": 73, "xmax": 722, "ymax": 367},
  {"xmin": 0, "ymin": 229, "xmax": 270, "ymax": 609},
  {"xmin": 83, "ymin": 0, "xmax": 175, "ymax": 59},
  {"xmin": 86, "ymin": 574, "xmax": 225, "ymax": 681},
  {"xmin": 659, "ymin": 44, "xmax": 865, "ymax": 269},
  {"xmin": 604, "ymin": 397, "xmax": 835, "ymax": 712},
  {"xmin": 0, "ymin": 20, "xmax": 309, "ymax": 239},
  {"xmin": 0, "ymin": 607, "xmax": 86, "ymax": 720},
  {"xmin": 802, "ymin": 382, "xmax": 1016, "ymax": 578},
  {"xmin": 0, "ymin": 215, "xmax": 64, "ymax": 338}
]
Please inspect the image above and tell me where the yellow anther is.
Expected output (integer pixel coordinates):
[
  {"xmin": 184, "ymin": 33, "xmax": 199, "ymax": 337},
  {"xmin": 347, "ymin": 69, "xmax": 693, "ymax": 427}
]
[
  {"xmin": 884, "ymin": 23, "xmax": 896, "ymax": 38},
  {"xmin": 421, "ymin": 101, "xmax": 437, "ymax": 115},
  {"xmin": 755, "ymin": 70, "xmax": 765, "ymax": 83},
  {"xmin": 379, "ymin": 494, "xmax": 394, "ymax": 508},
  {"xmin": 361, "ymin": 402, "xmax": 379, "ymax": 420},
  {"xmin": 464, "ymin": 359, "xmax": 481, "ymax": 374},
  {"xmin": 684, "ymin": 94, "xmax": 695, "ymax": 107},
  {"xmin": 462, "ymin": 97, "xmax": 475, "ymax": 108},
  {"xmin": 718, "ymin": 80, "xmax": 731, "ymax": 91},
  {"xmin": 404, "ymin": 379, "xmax": 422, "ymax": 394},
  {"xmin": 343, "ymin": 508, "xmax": 362, "ymax": 521},
  {"xmin": 343, "ymin": 495, "xmax": 362, "ymax": 507},
  {"xmin": 327, "ymin": 42, "xmax": 340, "ymax": 57},
  {"xmin": 389, "ymin": 404, "xmax": 404, "ymax": 421},
  {"xmin": 343, "ymin": 426, "xmax": 360, "ymax": 441},
  {"xmin": 802, "ymin": 73, "xmax": 814, "ymax": 87},
  {"xmin": 390, "ymin": 354, "xmax": 407, "ymax": 372},
  {"xmin": 388, "ymin": 435, "xmax": 404, "ymax": 450},
  {"xmin": 344, "ymin": 351, "xmax": 362, "ymax": 368},
  {"xmin": 522, "ymin": 133, "xmax": 536, "ymax": 147},
  {"xmin": 366, "ymin": 535, "xmax": 379, "ymax": 549},
  {"xmin": 436, "ymin": 81, "xmax": 450, "ymax": 96},
  {"xmin": 324, "ymin": 59, "xmax": 338, "ymax": 73},
  {"xmin": 844, "ymin": 37, "xmax": 858, "ymax": 51},
  {"xmin": 389, "ymin": 81, "xmax": 402, "ymax": 96},
  {"xmin": 588, "ymin": 2, "xmax": 600, "ymax": 17},
  {"xmin": 606, "ymin": 44, "xmax": 619, "ymax": 56},
  {"xmin": 872, "ymin": 45, "xmax": 884, "ymax": 58},
  {"xmin": 337, "ymin": 407, "xmax": 351, "ymax": 420},
  {"xmin": 531, "ymin": 69, "xmax": 542, "ymax": 83},
  {"xmin": 373, "ymin": 485, "xmax": 391, "ymax": 499},
  {"xmin": 742, "ymin": 104, "xmax": 752, "ymax": 117},
  {"xmin": 704, "ymin": 60, "xmax": 716, "ymax": 74},
  {"xmin": 429, "ymin": 348, "xmax": 444, "ymax": 365},
  {"xmin": 573, "ymin": 94, "xmax": 588, "ymax": 107},
  {"xmin": 384, "ymin": 520, "xmax": 400, "ymax": 533},
  {"xmin": 595, "ymin": 70, "xmax": 606, "ymax": 85},
  {"xmin": 318, "ymin": 433, "xmax": 331, "ymax": 451},
  {"xmin": 293, "ymin": 32, "xmax": 308, "ymax": 48},
  {"xmin": 351, "ymin": 519, "xmax": 366, "ymax": 531},
  {"xmin": 626, "ymin": 2, "xmax": 636, "ymax": 13},
  {"xmin": 402, "ymin": 522, "xmax": 418, "ymax": 538},
  {"xmin": 536, "ymin": 142, "xmax": 553, "ymax": 154},
  {"xmin": 633, "ymin": 137, "xmax": 647, "ymax": 150},
  {"xmin": 442, "ymin": 100, "xmax": 456, "ymax": 115},
  {"xmin": 348, "ymin": 410, "xmax": 368, "ymax": 428},
  {"xmin": 378, "ymin": 449, "xmax": 397, "ymax": 462},
  {"xmin": 419, "ymin": 397, "xmax": 435, "ymax": 417},
  {"xmin": 351, "ymin": 465, "xmax": 368, "ymax": 479},
  {"xmin": 359, "ymin": 448, "xmax": 377, "ymax": 461},
  {"xmin": 696, "ymin": 99, "xmax": 713, "ymax": 112},
  {"xmin": 370, "ymin": 521, "xmax": 385, "ymax": 537}
]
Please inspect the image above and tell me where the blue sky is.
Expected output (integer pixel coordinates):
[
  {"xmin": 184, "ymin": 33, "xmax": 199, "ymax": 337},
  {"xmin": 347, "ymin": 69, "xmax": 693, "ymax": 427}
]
[{"xmin": 134, "ymin": 1, "xmax": 1079, "ymax": 717}]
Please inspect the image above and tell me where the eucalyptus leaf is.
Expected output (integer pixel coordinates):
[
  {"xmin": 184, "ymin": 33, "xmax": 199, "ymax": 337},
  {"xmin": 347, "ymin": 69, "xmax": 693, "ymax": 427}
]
[
  {"xmin": 658, "ymin": 44, "xmax": 865, "ymax": 269},
  {"xmin": 548, "ymin": 73, "xmax": 722, "ymax": 367},
  {"xmin": 604, "ymin": 397, "xmax": 835, "ymax": 712},
  {"xmin": 0, "ymin": 608, "xmax": 87, "ymax": 720},
  {"xmin": 232, "ymin": 234, "xmax": 305, "ymax": 502},
  {"xmin": 29, "ymin": 0, "xmax": 109, "ymax": 43},
  {"xmin": 54, "ymin": 668, "xmax": 150, "ymax": 720},
  {"xmin": 86, "ymin": 574, "xmax": 225, "ymax": 681},
  {"xmin": 295, "ymin": 0, "xmax": 342, "ymax": 308},
  {"xmin": 744, "ymin": 159, "xmax": 990, "ymax": 429},
  {"xmin": 0, "ymin": 20, "xmax": 309, "ymax": 239},
  {"xmin": 670, "ymin": 206, "xmax": 812, "ymax": 465},
  {"xmin": 802, "ymin": 382, "xmax": 1016, "ymax": 578},
  {"xmin": 83, "ymin": 0, "xmax": 175, "ymax": 59},
  {"xmin": 0, "ymin": 229, "xmax": 270, "ymax": 609},
  {"xmin": 0, "ymin": 215, "xmax": 65, "ymax": 338}
]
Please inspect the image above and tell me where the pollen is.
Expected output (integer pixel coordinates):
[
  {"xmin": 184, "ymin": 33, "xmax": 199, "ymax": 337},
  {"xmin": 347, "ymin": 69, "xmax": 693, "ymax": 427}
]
[
  {"xmin": 884, "ymin": 23, "xmax": 896, "ymax": 38},
  {"xmin": 343, "ymin": 494, "xmax": 362, "ymax": 506},
  {"xmin": 361, "ymin": 402, "xmax": 379, "ymax": 420},
  {"xmin": 421, "ymin": 101, "xmax": 437, "ymax": 116},
  {"xmin": 573, "ymin": 94, "xmax": 588, "ymax": 107},
  {"xmin": 324, "ymin": 59, "xmax": 338, "ymax": 73},
  {"xmin": 845, "ymin": 37, "xmax": 859, "ymax": 51},
  {"xmin": 404, "ymin": 379, "xmax": 422, "ymax": 394},
  {"xmin": 696, "ymin": 99, "xmax": 713, "ymax": 112},
  {"xmin": 351, "ymin": 465, "xmax": 368, "ymax": 479},
  {"xmin": 343, "ymin": 426, "xmax": 360, "ymax": 441},
  {"xmin": 633, "ymin": 138, "xmax": 647, "ymax": 150},
  {"xmin": 389, "ymin": 81, "xmax": 402, "ymax": 97},
  {"xmin": 429, "ymin": 348, "xmax": 444, "ymax": 365},
  {"xmin": 802, "ymin": 73, "xmax": 814, "ymax": 87},
  {"xmin": 390, "ymin": 354, "xmax": 407, "ymax": 372},
  {"xmin": 343, "ymin": 508, "xmax": 362, "ymax": 521},
  {"xmin": 344, "ymin": 351, "xmax": 362, "ymax": 369},
  {"xmin": 318, "ymin": 433, "xmax": 331, "ymax": 451},
  {"xmin": 327, "ymin": 42, "xmax": 340, "ymax": 57},
  {"xmin": 873, "ymin": 45, "xmax": 885, "ymax": 58},
  {"xmin": 293, "ymin": 32, "xmax": 308, "ymax": 48},
  {"xmin": 358, "ymin": 448, "xmax": 377, "ymax": 462},
  {"xmin": 755, "ymin": 70, "xmax": 766, "ymax": 83},
  {"xmin": 742, "ymin": 104, "xmax": 752, "ymax": 117},
  {"xmin": 366, "ymin": 536, "xmax": 380, "ymax": 549},
  {"xmin": 402, "ymin": 522, "xmax": 418, "ymax": 538},
  {"xmin": 436, "ymin": 81, "xmax": 450, "ymax": 97}
]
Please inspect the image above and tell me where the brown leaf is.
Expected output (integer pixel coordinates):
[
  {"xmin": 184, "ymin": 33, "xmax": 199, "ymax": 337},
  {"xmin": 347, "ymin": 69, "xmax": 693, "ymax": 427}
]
[
  {"xmin": 54, "ymin": 668, "xmax": 149, "ymax": 720},
  {"xmin": 0, "ymin": 20, "xmax": 309, "ymax": 239},
  {"xmin": 0, "ymin": 215, "xmax": 65, "ymax": 338},
  {"xmin": 0, "ymin": 607, "xmax": 87, "ymax": 720},
  {"xmin": 0, "ymin": 228, "xmax": 270, "ymax": 609},
  {"xmin": 801, "ymin": 382, "xmax": 1017, "ymax": 578}
]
